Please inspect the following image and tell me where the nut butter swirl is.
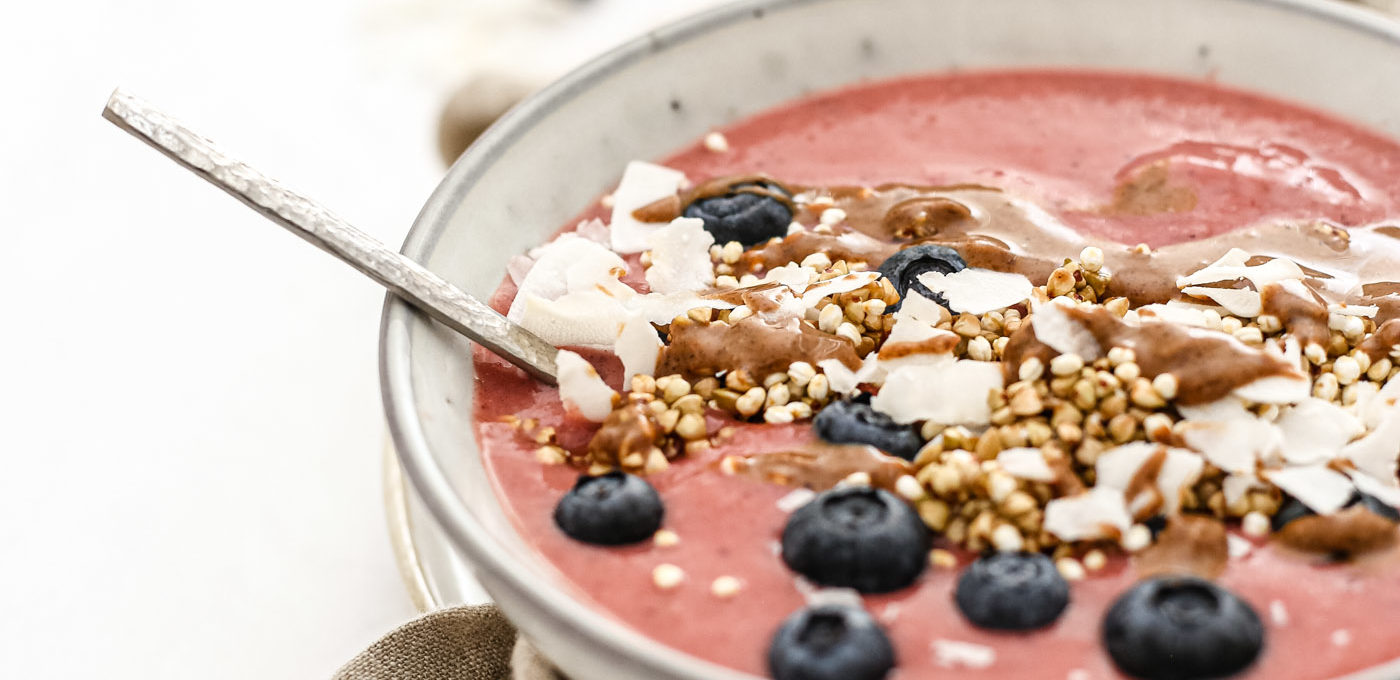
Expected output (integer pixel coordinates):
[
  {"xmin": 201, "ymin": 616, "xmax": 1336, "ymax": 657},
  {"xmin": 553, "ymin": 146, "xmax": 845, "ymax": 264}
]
[{"xmin": 640, "ymin": 175, "xmax": 1400, "ymax": 320}]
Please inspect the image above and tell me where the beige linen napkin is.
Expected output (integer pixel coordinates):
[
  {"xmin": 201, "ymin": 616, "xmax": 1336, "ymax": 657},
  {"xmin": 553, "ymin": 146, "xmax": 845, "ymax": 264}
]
[{"xmin": 335, "ymin": 604, "xmax": 560, "ymax": 680}]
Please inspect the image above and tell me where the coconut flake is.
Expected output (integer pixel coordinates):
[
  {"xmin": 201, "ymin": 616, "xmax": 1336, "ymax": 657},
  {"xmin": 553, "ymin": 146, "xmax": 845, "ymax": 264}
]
[
  {"xmin": 1158, "ymin": 450, "xmax": 1205, "ymax": 515},
  {"xmin": 802, "ymin": 271, "xmax": 881, "ymax": 308},
  {"xmin": 1181, "ymin": 286, "xmax": 1262, "ymax": 318},
  {"xmin": 1177, "ymin": 251, "xmax": 1306, "ymax": 289},
  {"xmin": 1342, "ymin": 410, "xmax": 1400, "ymax": 483},
  {"xmin": 917, "ymin": 268, "xmax": 1033, "ymax": 315},
  {"xmin": 896, "ymin": 291, "xmax": 951, "ymax": 326},
  {"xmin": 1232, "ymin": 373, "xmax": 1311, "ymax": 405},
  {"xmin": 1177, "ymin": 396, "xmax": 1252, "ymax": 422},
  {"xmin": 644, "ymin": 217, "xmax": 715, "ymax": 294},
  {"xmin": 1227, "ymin": 534, "xmax": 1254, "ymax": 559},
  {"xmin": 818, "ymin": 355, "xmax": 885, "ymax": 395},
  {"xmin": 761, "ymin": 263, "xmax": 815, "ymax": 292},
  {"xmin": 871, "ymin": 361, "xmax": 1003, "ymax": 425},
  {"xmin": 1044, "ymin": 487, "xmax": 1132, "ymax": 542},
  {"xmin": 996, "ymin": 448, "xmax": 1057, "ymax": 482},
  {"xmin": 1030, "ymin": 298, "xmax": 1103, "ymax": 360},
  {"xmin": 1266, "ymin": 465, "xmax": 1355, "ymax": 515},
  {"xmin": 509, "ymin": 234, "xmax": 630, "ymax": 319},
  {"xmin": 1348, "ymin": 469, "xmax": 1400, "ymax": 509},
  {"xmin": 609, "ymin": 161, "xmax": 686, "ymax": 253},
  {"xmin": 1094, "ymin": 443, "xmax": 1202, "ymax": 516},
  {"xmin": 615, "ymin": 314, "xmax": 662, "ymax": 379},
  {"xmin": 1095, "ymin": 442, "xmax": 1163, "ymax": 490},
  {"xmin": 1329, "ymin": 303, "xmax": 1379, "ymax": 318},
  {"xmin": 933, "ymin": 640, "xmax": 996, "ymax": 670},
  {"xmin": 1223, "ymin": 472, "xmax": 1264, "ymax": 506},
  {"xmin": 555, "ymin": 350, "xmax": 618, "ymax": 422},
  {"xmin": 1179, "ymin": 418, "xmax": 1281, "ymax": 474},
  {"xmin": 1135, "ymin": 303, "xmax": 1213, "ymax": 328},
  {"xmin": 516, "ymin": 290, "xmax": 633, "ymax": 347},
  {"xmin": 1275, "ymin": 398, "xmax": 1363, "ymax": 465}
]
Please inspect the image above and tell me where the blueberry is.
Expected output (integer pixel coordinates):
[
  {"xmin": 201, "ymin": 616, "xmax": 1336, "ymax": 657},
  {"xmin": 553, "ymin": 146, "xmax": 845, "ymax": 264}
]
[
  {"xmin": 1272, "ymin": 491, "xmax": 1400, "ymax": 532},
  {"xmin": 1103, "ymin": 577, "xmax": 1263, "ymax": 680},
  {"xmin": 553, "ymin": 471, "xmax": 663, "ymax": 545},
  {"xmin": 877, "ymin": 244, "xmax": 966, "ymax": 310},
  {"xmin": 683, "ymin": 181, "xmax": 792, "ymax": 246},
  {"xmin": 767, "ymin": 604, "xmax": 896, "ymax": 680},
  {"xmin": 781, "ymin": 486, "xmax": 929, "ymax": 593},
  {"xmin": 813, "ymin": 398, "xmax": 924, "ymax": 460},
  {"xmin": 954, "ymin": 552, "xmax": 1070, "ymax": 630}
]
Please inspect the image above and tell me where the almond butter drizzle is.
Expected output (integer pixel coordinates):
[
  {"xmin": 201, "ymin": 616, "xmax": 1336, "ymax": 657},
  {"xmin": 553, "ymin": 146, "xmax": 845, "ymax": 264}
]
[
  {"xmin": 1002, "ymin": 306, "xmax": 1301, "ymax": 405},
  {"xmin": 656, "ymin": 316, "xmax": 860, "ymax": 380},
  {"xmin": 1275, "ymin": 506, "xmax": 1399, "ymax": 557},
  {"xmin": 1359, "ymin": 319, "xmax": 1400, "ymax": 362},
  {"xmin": 637, "ymin": 175, "xmax": 1400, "ymax": 318},
  {"xmin": 1134, "ymin": 515, "xmax": 1229, "ymax": 579},
  {"xmin": 726, "ymin": 442, "xmax": 911, "ymax": 491},
  {"xmin": 1260, "ymin": 281, "xmax": 1331, "ymax": 349}
]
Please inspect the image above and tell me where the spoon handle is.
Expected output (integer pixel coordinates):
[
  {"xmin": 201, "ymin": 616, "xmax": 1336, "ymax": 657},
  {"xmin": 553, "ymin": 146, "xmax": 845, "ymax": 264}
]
[{"xmin": 103, "ymin": 89, "xmax": 558, "ymax": 386}]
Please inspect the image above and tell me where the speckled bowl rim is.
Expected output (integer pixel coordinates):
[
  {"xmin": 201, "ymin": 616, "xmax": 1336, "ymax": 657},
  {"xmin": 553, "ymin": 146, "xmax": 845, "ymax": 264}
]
[{"xmin": 381, "ymin": 1, "xmax": 1400, "ymax": 678}]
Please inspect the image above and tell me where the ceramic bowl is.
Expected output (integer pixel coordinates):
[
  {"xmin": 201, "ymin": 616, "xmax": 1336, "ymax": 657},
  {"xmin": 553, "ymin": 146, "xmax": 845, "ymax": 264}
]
[{"xmin": 381, "ymin": 1, "xmax": 1400, "ymax": 678}]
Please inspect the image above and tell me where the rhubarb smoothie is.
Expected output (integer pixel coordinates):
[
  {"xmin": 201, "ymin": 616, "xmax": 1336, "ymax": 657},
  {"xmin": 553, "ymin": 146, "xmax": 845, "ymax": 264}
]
[{"xmin": 474, "ymin": 71, "xmax": 1400, "ymax": 679}]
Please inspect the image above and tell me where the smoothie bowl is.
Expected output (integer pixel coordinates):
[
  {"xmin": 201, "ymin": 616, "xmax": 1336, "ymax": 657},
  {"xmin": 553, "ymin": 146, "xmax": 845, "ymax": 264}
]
[{"xmin": 380, "ymin": 1, "xmax": 1400, "ymax": 678}]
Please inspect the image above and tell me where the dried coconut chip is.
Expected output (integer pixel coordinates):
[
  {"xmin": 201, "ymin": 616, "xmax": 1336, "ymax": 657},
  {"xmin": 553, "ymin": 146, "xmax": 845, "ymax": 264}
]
[
  {"xmin": 871, "ymin": 360, "xmax": 1003, "ymax": 425},
  {"xmin": 1329, "ymin": 303, "xmax": 1379, "ymax": 318},
  {"xmin": 1135, "ymin": 303, "xmax": 1214, "ymax": 328},
  {"xmin": 1043, "ymin": 487, "xmax": 1132, "ymax": 542},
  {"xmin": 1223, "ymin": 472, "xmax": 1264, "ymax": 506},
  {"xmin": 615, "ymin": 314, "xmax": 662, "ymax": 379},
  {"xmin": 1232, "ymin": 374, "xmax": 1312, "ymax": 405},
  {"xmin": 996, "ymin": 448, "xmax": 1057, "ymax": 482},
  {"xmin": 1342, "ymin": 408, "xmax": 1400, "ymax": 483},
  {"xmin": 508, "ymin": 234, "xmax": 630, "ymax": 319},
  {"xmin": 878, "ymin": 317, "xmax": 959, "ymax": 371},
  {"xmin": 916, "ymin": 268, "xmax": 1033, "ymax": 315},
  {"xmin": 644, "ymin": 217, "xmax": 715, "ymax": 294},
  {"xmin": 1266, "ymin": 464, "xmax": 1355, "ymax": 515},
  {"xmin": 1029, "ymin": 298, "xmax": 1103, "ymax": 360},
  {"xmin": 1347, "ymin": 469, "xmax": 1400, "ymax": 509},
  {"xmin": 517, "ymin": 290, "xmax": 633, "ymax": 347},
  {"xmin": 802, "ymin": 271, "xmax": 881, "ymax": 308},
  {"xmin": 1094, "ymin": 442, "xmax": 1203, "ymax": 516},
  {"xmin": 556, "ymin": 350, "xmax": 618, "ymax": 422},
  {"xmin": 1177, "ymin": 250, "xmax": 1306, "ymax": 289},
  {"xmin": 1274, "ymin": 398, "xmax": 1363, "ymax": 465},
  {"xmin": 1176, "ymin": 396, "xmax": 1253, "ymax": 422},
  {"xmin": 1179, "ymin": 417, "xmax": 1282, "ymax": 474},
  {"xmin": 818, "ymin": 355, "xmax": 884, "ymax": 395},
  {"xmin": 896, "ymin": 291, "xmax": 950, "ymax": 326},
  {"xmin": 1181, "ymin": 286, "xmax": 1262, "ymax": 318},
  {"xmin": 609, "ymin": 161, "xmax": 687, "ymax": 254}
]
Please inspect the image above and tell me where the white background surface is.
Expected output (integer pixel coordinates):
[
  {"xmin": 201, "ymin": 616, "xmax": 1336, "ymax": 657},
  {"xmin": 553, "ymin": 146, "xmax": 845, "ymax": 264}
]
[{"xmin": 0, "ymin": 0, "xmax": 718, "ymax": 677}]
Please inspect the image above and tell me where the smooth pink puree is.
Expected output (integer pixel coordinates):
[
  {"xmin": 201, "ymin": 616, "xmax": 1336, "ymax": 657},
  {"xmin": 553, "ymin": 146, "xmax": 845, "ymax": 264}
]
[{"xmin": 473, "ymin": 71, "xmax": 1400, "ymax": 678}]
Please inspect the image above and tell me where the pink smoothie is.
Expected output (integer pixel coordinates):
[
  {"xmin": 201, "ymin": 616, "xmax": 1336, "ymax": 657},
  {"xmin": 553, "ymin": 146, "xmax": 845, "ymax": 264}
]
[{"xmin": 473, "ymin": 71, "xmax": 1400, "ymax": 678}]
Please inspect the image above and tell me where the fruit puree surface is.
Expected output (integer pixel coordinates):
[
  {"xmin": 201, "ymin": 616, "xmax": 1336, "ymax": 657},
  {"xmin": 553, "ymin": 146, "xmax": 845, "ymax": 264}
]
[{"xmin": 472, "ymin": 71, "xmax": 1400, "ymax": 678}]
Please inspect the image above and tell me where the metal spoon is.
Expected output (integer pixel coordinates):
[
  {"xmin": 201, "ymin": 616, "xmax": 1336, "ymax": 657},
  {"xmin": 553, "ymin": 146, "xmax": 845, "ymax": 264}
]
[{"xmin": 102, "ymin": 89, "xmax": 559, "ymax": 385}]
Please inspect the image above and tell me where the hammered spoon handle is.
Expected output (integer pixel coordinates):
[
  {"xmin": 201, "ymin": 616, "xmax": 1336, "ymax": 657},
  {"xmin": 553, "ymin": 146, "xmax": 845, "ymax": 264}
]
[{"xmin": 102, "ymin": 89, "xmax": 558, "ymax": 385}]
